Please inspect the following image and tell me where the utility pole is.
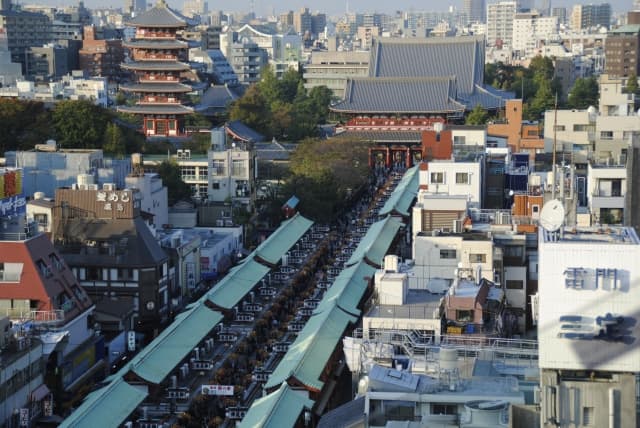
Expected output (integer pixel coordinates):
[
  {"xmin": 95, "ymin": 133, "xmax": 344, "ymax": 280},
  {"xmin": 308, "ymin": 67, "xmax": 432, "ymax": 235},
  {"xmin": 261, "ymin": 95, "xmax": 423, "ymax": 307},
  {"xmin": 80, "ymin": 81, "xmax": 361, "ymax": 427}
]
[{"xmin": 552, "ymin": 92, "xmax": 558, "ymax": 200}]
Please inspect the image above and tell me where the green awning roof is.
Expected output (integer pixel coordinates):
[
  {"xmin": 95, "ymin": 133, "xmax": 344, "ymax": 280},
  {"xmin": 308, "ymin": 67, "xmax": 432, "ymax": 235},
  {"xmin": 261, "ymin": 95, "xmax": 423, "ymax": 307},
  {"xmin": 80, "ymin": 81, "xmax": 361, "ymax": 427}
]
[
  {"xmin": 379, "ymin": 164, "xmax": 420, "ymax": 217},
  {"xmin": 346, "ymin": 216, "xmax": 403, "ymax": 267},
  {"xmin": 265, "ymin": 305, "xmax": 356, "ymax": 391},
  {"xmin": 315, "ymin": 260, "xmax": 376, "ymax": 316},
  {"xmin": 206, "ymin": 257, "xmax": 270, "ymax": 309},
  {"xmin": 59, "ymin": 379, "xmax": 148, "ymax": 428},
  {"xmin": 254, "ymin": 213, "xmax": 313, "ymax": 265},
  {"xmin": 238, "ymin": 384, "xmax": 313, "ymax": 428},
  {"xmin": 130, "ymin": 304, "xmax": 223, "ymax": 384}
]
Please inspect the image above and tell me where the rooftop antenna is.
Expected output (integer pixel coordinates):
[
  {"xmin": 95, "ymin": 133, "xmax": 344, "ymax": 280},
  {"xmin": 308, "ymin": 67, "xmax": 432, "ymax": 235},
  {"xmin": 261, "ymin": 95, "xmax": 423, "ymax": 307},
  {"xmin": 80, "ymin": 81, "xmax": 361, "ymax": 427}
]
[{"xmin": 551, "ymin": 92, "xmax": 558, "ymax": 200}]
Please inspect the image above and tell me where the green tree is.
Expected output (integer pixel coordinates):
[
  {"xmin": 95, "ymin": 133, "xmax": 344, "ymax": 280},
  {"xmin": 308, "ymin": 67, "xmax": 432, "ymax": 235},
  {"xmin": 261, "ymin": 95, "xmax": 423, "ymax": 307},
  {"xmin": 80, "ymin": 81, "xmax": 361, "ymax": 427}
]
[
  {"xmin": 567, "ymin": 76, "xmax": 599, "ymax": 109},
  {"xmin": 156, "ymin": 159, "xmax": 193, "ymax": 205},
  {"xmin": 257, "ymin": 65, "xmax": 281, "ymax": 106},
  {"xmin": 115, "ymin": 92, "xmax": 127, "ymax": 106},
  {"xmin": 526, "ymin": 78, "xmax": 555, "ymax": 120},
  {"xmin": 308, "ymin": 85, "xmax": 333, "ymax": 123},
  {"xmin": 529, "ymin": 56, "xmax": 555, "ymax": 83},
  {"xmin": 465, "ymin": 104, "xmax": 488, "ymax": 125},
  {"xmin": 228, "ymin": 84, "xmax": 269, "ymax": 134},
  {"xmin": 103, "ymin": 123, "xmax": 126, "ymax": 158},
  {"xmin": 284, "ymin": 137, "xmax": 369, "ymax": 222},
  {"xmin": 0, "ymin": 99, "xmax": 51, "ymax": 152},
  {"xmin": 279, "ymin": 67, "xmax": 302, "ymax": 103},
  {"xmin": 626, "ymin": 72, "xmax": 639, "ymax": 94},
  {"xmin": 52, "ymin": 100, "xmax": 110, "ymax": 148}
]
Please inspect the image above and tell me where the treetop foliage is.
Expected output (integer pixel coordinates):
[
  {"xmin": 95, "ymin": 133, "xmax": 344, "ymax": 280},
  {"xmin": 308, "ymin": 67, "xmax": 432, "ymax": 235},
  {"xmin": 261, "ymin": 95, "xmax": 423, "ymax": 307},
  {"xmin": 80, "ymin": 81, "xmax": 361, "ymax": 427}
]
[{"xmin": 229, "ymin": 65, "xmax": 332, "ymax": 141}]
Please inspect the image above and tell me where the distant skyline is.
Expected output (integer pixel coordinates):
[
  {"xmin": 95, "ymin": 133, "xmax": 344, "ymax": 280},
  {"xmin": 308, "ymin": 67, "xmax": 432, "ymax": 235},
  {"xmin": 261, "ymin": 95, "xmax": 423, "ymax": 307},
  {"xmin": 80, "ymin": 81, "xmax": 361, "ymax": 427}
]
[{"xmin": 32, "ymin": 0, "xmax": 634, "ymax": 15}]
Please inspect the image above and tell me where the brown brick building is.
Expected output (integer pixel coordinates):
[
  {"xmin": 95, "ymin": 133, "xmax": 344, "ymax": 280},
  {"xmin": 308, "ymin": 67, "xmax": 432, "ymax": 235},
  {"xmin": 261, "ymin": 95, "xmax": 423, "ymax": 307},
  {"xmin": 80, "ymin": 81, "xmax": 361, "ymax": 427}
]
[
  {"xmin": 78, "ymin": 25, "xmax": 124, "ymax": 82},
  {"xmin": 604, "ymin": 24, "xmax": 640, "ymax": 78}
]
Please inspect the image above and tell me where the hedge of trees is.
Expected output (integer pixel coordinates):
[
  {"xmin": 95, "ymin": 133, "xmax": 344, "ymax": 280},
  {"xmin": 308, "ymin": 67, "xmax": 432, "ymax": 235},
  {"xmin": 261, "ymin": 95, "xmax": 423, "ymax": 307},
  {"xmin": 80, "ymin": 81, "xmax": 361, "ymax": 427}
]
[{"xmin": 229, "ymin": 66, "xmax": 332, "ymax": 141}]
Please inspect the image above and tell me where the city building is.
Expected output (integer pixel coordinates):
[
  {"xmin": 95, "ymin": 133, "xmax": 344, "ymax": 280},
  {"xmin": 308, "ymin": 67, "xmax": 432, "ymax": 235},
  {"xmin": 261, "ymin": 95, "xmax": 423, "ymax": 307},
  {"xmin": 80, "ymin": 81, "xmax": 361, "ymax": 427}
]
[
  {"xmin": 463, "ymin": 0, "xmax": 485, "ymax": 24},
  {"xmin": 0, "ymin": 28, "xmax": 21, "ymax": 85},
  {"xmin": 78, "ymin": 25, "xmax": 124, "ymax": 82},
  {"xmin": 124, "ymin": 155, "xmax": 169, "ymax": 229},
  {"xmin": 51, "ymin": 184, "xmax": 170, "ymax": 336},
  {"xmin": 118, "ymin": 0, "xmax": 197, "ymax": 138},
  {"xmin": 587, "ymin": 162, "xmax": 626, "ymax": 224},
  {"xmin": 488, "ymin": 99, "xmax": 544, "ymax": 155},
  {"xmin": 570, "ymin": 3, "xmax": 611, "ymax": 30},
  {"xmin": 224, "ymin": 39, "xmax": 267, "ymax": 84},
  {"xmin": 0, "ymin": 168, "xmax": 102, "ymax": 415},
  {"xmin": 25, "ymin": 43, "xmax": 68, "ymax": 81},
  {"xmin": 302, "ymin": 50, "xmax": 369, "ymax": 99},
  {"xmin": 182, "ymin": 0, "xmax": 207, "ymax": 19},
  {"xmin": 124, "ymin": 0, "xmax": 146, "ymax": 15},
  {"xmin": 0, "ymin": 8, "xmax": 51, "ymax": 71},
  {"xmin": 512, "ymin": 12, "xmax": 559, "ymax": 58},
  {"xmin": 4, "ymin": 143, "xmax": 127, "ymax": 199},
  {"xmin": 604, "ymin": 24, "xmax": 640, "ymax": 78},
  {"xmin": 487, "ymin": 1, "xmax": 516, "ymax": 48},
  {"xmin": 538, "ymin": 225, "xmax": 640, "ymax": 427}
]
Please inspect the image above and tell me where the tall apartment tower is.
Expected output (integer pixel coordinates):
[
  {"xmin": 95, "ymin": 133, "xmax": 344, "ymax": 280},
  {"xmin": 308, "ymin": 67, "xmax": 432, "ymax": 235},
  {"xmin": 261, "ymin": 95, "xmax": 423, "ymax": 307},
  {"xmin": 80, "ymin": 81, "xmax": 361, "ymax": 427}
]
[
  {"xmin": 605, "ymin": 24, "xmax": 640, "ymax": 78},
  {"xmin": 463, "ymin": 0, "xmax": 485, "ymax": 24},
  {"xmin": 487, "ymin": 1, "xmax": 516, "ymax": 47},
  {"xmin": 570, "ymin": 3, "xmax": 611, "ymax": 30}
]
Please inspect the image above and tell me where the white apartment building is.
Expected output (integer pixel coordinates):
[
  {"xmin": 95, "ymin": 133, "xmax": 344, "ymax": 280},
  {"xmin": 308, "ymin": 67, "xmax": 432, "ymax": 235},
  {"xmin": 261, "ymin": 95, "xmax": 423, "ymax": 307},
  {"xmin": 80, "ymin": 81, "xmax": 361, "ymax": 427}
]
[
  {"xmin": 487, "ymin": 1, "xmax": 516, "ymax": 48},
  {"xmin": 417, "ymin": 160, "xmax": 483, "ymax": 207},
  {"xmin": 586, "ymin": 163, "xmax": 626, "ymax": 224},
  {"xmin": 512, "ymin": 12, "xmax": 558, "ymax": 58},
  {"xmin": 538, "ymin": 226, "xmax": 640, "ymax": 427},
  {"xmin": 543, "ymin": 108, "xmax": 596, "ymax": 153},
  {"xmin": 124, "ymin": 172, "xmax": 169, "ymax": 229}
]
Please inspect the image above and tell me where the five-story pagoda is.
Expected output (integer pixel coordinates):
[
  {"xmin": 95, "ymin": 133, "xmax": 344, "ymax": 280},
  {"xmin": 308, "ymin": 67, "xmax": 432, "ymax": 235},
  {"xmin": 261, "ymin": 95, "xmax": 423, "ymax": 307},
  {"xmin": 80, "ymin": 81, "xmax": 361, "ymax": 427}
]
[{"xmin": 119, "ymin": 0, "xmax": 195, "ymax": 137}]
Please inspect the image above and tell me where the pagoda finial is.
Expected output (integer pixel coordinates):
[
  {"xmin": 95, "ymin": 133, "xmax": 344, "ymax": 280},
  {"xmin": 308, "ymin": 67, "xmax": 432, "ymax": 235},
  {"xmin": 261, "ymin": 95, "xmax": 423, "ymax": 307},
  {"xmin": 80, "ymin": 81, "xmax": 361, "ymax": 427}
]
[{"xmin": 157, "ymin": 0, "xmax": 167, "ymax": 7}]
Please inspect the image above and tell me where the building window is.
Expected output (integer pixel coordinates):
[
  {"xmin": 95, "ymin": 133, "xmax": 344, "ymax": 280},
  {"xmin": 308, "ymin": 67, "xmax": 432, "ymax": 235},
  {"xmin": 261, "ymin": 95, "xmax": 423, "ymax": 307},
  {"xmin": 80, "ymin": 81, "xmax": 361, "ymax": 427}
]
[
  {"xmin": 600, "ymin": 131, "xmax": 613, "ymax": 140},
  {"xmin": 231, "ymin": 159, "xmax": 246, "ymax": 177},
  {"xmin": 431, "ymin": 404, "xmax": 457, "ymax": 415},
  {"xmin": 553, "ymin": 125, "xmax": 565, "ymax": 131},
  {"xmin": 118, "ymin": 268, "xmax": 134, "ymax": 281},
  {"xmin": 211, "ymin": 182, "xmax": 220, "ymax": 190},
  {"xmin": 564, "ymin": 267, "xmax": 586, "ymax": 288},
  {"xmin": 506, "ymin": 280, "xmax": 523, "ymax": 290},
  {"xmin": 455, "ymin": 172, "xmax": 469, "ymax": 184},
  {"xmin": 0, "ymin": 263, "xmax": 23, "ymax": 282},
  {"xmin": 86, "ymin": 267, "xmax": 100, "ymax": 281},
  {"xmin": 469, "ymin": 253, "xmax": 486, "ymax": 263},
  {"xmin": 583, "ymin": 407, "xmax": 594, "ymax": 425},
  {"xmin": 440, "ymin": 249, "xmax": 457, "ymax": 259},
  {"xmin": 430, "ymin": 172, "xmax": 445, "ymax": 184},
  {"xmin": 211, "ymin": 160, "xmax": 225, "ymax": 176},
  {"xmin": 33, "ymin": 213, "xmax": 48, "ymax": 228},
  {"xmin": 181, "ymin": 166, "xmax": 196, "ymax": 180},
  {"xmin": 49, "ymin": 254, "xmax": 64, "ymax": 271},
  {"xmin": 453, "ymin": 135, "xmax": 466, "ymax": 145},
  {"xmin": 456, "ymin": 309, "xmax": 474, "ymax": 322}
]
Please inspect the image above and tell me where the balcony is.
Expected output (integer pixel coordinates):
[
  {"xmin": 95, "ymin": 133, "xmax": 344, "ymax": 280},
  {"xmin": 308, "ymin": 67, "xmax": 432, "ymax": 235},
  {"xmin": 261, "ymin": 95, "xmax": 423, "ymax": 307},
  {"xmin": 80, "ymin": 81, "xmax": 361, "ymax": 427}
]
[
  {"xmin": 139, "ymin": 96, "xmax": 180, "ymax": 104},
  {"xmin": 137, "ymin": 54, "xmax": 178, "ymax": 61},
  {"xmin": 140, "ymin": 74, "xmax": 179, "ymax": 82},
  {"xmin": 590, "ymin": 193, "xmax": 625, "ymax": 210}
]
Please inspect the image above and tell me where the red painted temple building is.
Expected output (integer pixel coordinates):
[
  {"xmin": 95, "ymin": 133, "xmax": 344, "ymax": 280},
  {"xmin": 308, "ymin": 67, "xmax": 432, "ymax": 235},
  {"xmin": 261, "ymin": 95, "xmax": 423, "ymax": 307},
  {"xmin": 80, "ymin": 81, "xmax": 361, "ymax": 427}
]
[{"xmin": 119, "ymin": 0, "xmax": 195, "ymax": 137}]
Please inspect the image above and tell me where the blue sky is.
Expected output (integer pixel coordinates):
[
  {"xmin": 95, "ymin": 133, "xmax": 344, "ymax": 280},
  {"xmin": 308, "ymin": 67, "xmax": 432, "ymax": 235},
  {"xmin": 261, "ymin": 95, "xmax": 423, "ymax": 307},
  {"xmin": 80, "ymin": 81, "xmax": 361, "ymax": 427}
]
[{"xmin": 44, "ymin": 0, "xmax": 633, "ymax": 16}]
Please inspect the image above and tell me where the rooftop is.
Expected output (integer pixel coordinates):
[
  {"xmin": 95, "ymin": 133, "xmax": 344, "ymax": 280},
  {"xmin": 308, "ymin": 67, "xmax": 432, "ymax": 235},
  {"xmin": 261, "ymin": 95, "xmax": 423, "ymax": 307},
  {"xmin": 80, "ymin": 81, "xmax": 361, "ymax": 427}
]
[
  {"xmin": 541, "ymin": 226, "xmax": 640, "ymax": 245},
  {"xmin": 366, "ymin": 289, "xmax": 444, "ymax": 320}
]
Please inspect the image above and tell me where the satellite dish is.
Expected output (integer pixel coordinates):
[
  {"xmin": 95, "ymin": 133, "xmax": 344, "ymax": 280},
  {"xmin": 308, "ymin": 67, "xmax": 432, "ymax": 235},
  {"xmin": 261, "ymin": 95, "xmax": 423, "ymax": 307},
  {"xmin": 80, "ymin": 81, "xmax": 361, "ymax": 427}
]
[{"xmin": 539, "ymin": 199, "xmax": 565, "ymax": 232}]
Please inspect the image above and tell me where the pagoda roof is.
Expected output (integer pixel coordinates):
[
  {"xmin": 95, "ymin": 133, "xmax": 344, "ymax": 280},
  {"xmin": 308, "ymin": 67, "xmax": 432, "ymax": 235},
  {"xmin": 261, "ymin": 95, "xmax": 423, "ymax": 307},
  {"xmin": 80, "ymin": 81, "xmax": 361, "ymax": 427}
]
[
  {"xmin": 331, "ymin": 77, "xmax": 466, "ymax": 115},
  {"xmin": 121, "ymin": 61, "xmax": 191, "ymax": 71},
  {"xmin": 123, "ymin": 39, "xmax": 188, "ymax": 49},
  {"xmin": 117, "ymin": 104, "xmax": 193, "ymax": 115},
  {"xmin": 127, "ymin": 0, "xmax": 196, "ymax": 28},
  {"xmin": 120, "ymin": 82, "xmax": 193, "ymax": 93}
]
